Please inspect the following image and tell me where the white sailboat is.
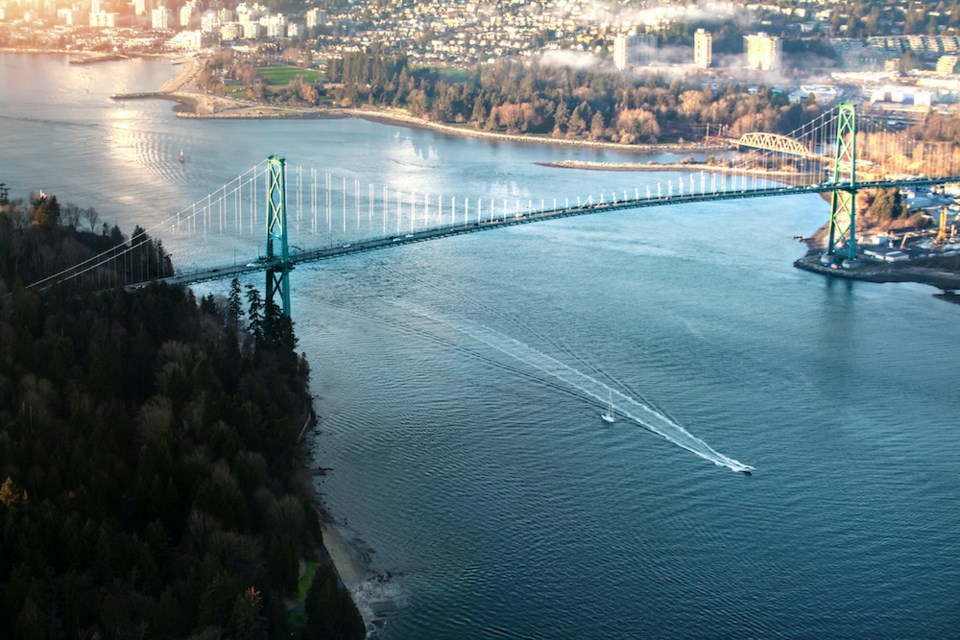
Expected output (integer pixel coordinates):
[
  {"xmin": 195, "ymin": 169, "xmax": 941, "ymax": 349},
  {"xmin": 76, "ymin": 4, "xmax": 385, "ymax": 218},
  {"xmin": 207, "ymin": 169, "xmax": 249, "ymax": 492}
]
[
  {"xmin": 178, "ymin": 150, "xmax": 185, "ymax": 163},
  {"xmin": 601, "ymin": 390, "xmax": 615, "ymax": 423}
]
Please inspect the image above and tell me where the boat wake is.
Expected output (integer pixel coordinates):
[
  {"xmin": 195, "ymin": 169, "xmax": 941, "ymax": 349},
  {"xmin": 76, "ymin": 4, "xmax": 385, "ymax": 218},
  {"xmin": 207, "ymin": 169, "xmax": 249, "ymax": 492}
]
[{"xmin": 408, "ymin": 305, "xmax": 754, "ymax": 474}]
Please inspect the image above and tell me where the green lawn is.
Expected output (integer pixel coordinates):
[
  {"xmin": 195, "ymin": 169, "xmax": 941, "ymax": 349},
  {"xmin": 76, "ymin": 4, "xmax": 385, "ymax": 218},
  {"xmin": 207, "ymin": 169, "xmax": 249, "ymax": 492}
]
[
  {"xmin": 413, "ymin": 65, "xmax": 469, "ymax": 82},
  {"xmin": 257, "ymin": 65, "xmax": 324, "ymax": 89},
  {"xmin": 287, "ymin": 559, "xmax": 320, "ymax": 634},
  {"xmin": 223, "ymin": 84, "xmax": 247, "ymax": 97},
  {"xmin": 297, "ymin": 560, "xmax": 321, "ymax": 602}
]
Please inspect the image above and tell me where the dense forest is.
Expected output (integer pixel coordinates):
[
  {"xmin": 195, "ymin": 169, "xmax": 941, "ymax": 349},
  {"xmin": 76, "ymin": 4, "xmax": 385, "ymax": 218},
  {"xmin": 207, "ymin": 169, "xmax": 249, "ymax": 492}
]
[
  {"xmin": 208, "ymin": 45, "xmax": 960, "ymax": 153},
  {"xmin": 0, "ymin": 193, "xmax": 174, "ymax": 289},
  {"xmin": 0, "ymin": 193, "xmax": 364, "ymax": 639},
  {"xmin": 197, "ymin": 47, "xmax": 822, "ymax": 143},
  {"xmin": 322, "ymin": 54, "xmax": 823, "ymax": 143}
]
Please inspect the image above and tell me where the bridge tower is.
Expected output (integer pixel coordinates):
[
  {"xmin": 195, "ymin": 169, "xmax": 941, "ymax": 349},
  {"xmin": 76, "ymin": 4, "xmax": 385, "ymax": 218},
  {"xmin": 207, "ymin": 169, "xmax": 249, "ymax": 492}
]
[
  {"xmin": 825, "ymin": 102, "xmax": 858, "ymax": 262},
  {"xmin": 265, "ymin": 155, "xmax": 292, "ymax": 317}
]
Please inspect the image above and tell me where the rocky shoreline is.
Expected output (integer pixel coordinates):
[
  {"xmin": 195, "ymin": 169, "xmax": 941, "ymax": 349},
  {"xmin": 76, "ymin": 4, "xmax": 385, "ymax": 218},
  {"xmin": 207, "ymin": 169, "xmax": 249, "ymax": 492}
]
[{"xmin": 794, "ymin": 252, "xmax": 960, "ymax": 293}]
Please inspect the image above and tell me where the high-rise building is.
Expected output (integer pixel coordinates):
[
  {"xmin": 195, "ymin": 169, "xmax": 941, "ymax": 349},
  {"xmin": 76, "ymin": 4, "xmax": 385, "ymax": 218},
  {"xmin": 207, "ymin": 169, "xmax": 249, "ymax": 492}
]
[
  {"xmin": 151, "ymin": 6, "xmax": 172, "ymax": 30},
  {"xmin": 694, "ymin": 28, "xmax": 712, "ymax": 68},
  {"xmin": 200, "ymin": 10, "xmax": 221, "ymax": 33},
  {"xmin": 260, "ymin": 13, "xmax": 287, "ymax": 38},
  {"xmin": 180, "ymin": 2, "xmax": 195, "ymax": 28},
  {"xmin": 89, "ymin": 10, "xmax": 116, "ymax": 26},
  {"xmin": 242, "ymin": 21, "xmax": 262, "ymax": 39},
  {"xmin": 305, "ymin": 7, "xmax": 325, "ymax": 28},
  {"xmin": 220, "ymin": 23, "xmax": 242, "ymax": 41},
  {"xmin": 613, "ymin": 32, "xmax": 657, "ymax": 70},
  {"xmin": 744, "ymin": 32, "xmax": 782, "ymax": 71}
]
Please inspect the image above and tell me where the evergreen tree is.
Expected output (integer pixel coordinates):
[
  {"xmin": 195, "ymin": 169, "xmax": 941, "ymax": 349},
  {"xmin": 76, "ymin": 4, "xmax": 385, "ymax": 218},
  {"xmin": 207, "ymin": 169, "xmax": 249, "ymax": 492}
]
[
  {"xmin": 305, "ymin": 563, "xmax": 365, "ymax": 640},
  {"xmin": 590, "ymin": 111, "xmax": 606, "ymax": 140},
  {"xmin": 246, "ymin": 284, "xmax": 264, "ymax": 346},
  {"xmin": 228, "ymin": 277, "xmax": 243, "ymax": 332},
  {"xmin": 225, "ymin": 587, "xmax": 268, "ymax": 640}
]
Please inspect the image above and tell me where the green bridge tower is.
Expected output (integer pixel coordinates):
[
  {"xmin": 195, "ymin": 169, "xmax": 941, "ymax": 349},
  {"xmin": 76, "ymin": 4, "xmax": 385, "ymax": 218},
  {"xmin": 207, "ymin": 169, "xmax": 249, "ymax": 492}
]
[
  {"xmin": 825, "ymin": 102, "xmax": 858, "ymax": 263},
  {"xmin": 265, "ymin": 155, "xmax": 292, "ymax": 317}
]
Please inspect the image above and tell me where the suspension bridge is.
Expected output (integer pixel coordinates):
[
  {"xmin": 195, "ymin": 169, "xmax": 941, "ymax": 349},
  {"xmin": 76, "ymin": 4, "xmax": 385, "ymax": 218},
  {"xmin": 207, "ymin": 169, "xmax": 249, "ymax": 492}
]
[{"xmin": 27, "ymin": 103, "xmax": 960, "ymax": 317}]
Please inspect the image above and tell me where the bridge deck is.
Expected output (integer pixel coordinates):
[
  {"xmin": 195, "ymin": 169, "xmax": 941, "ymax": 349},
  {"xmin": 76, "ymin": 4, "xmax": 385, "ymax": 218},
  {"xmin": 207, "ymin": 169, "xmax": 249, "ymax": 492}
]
[{"xmin": 157, "ymin": 177, "xmax": 959, "ymax": 287}]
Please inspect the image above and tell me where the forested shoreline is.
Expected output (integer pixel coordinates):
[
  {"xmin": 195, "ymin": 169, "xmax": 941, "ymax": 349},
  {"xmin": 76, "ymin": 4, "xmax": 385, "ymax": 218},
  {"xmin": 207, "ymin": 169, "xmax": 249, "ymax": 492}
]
[
  {"xmin": 0, "ymin": 193, "xmax": 364, "ymax": 639},
  {"xmin": 199, "ymin": 48, "xmax": 960, "ymax": 152},
  {"xmin": 323, "ymin": 55, "xmax": 823, "ymax": 143},
  {"xmin": 200, "ymin": 49, "xmax": 824, "ymax": 143}
]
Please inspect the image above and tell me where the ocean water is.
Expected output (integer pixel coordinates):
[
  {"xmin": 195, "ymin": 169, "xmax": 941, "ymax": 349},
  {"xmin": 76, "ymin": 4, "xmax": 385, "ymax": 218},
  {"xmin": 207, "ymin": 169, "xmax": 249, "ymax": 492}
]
[{"xmin": 2, "ymin": 54, "xmax": 959, "ymax": 639}]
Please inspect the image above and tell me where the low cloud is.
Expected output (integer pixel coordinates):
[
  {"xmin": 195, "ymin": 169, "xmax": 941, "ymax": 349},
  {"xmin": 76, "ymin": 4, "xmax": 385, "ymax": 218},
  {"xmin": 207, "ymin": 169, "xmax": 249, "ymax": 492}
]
[
  {"xmin": 572, "ymin": 1, "xmax": 740, "ymax": 29},
  {"xmin": 538, "ymin": 49, "xmax": 608, "ymax": 71}
]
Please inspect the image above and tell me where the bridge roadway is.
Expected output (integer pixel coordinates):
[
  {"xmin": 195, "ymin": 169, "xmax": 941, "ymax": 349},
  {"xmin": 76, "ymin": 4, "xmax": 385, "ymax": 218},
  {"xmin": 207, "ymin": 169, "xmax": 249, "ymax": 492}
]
[{"xmin": 158, "ymin": 176, "xmax": 958, "ymax": 288}]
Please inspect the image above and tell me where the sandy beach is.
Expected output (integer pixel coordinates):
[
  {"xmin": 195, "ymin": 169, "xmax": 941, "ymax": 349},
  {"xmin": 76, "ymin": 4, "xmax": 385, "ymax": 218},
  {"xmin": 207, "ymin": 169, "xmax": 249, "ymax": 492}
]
[
  {"xmin": 341, "ymin": 106, "xmax": 732, "ymax": 154},
  {"xmin": 537, "ymin": 159, "xmax": 814, "ymax": 176},
  {"xmin": 157, "ymin": 55, "xmax": 200, "ymax": 92},
  {"xmin": 321, "ymin": 522, "xmax": 365, "ymax": 592},
  {"xmin": 172, "ymin": 96, "xmax": 731, "ymax": 153}
]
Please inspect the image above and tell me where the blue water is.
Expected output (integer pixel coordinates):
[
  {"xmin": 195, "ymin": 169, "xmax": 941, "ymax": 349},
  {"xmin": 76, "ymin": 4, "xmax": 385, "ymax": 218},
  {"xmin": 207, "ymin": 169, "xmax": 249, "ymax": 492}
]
[{"xmin": 2, "ymin": 54, "xmax": 959, "ymax": 639}]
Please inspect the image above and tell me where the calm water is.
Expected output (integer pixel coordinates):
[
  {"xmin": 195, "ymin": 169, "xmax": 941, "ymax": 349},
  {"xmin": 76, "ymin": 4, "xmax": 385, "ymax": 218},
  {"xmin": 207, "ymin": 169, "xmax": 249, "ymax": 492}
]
[{"xmin": 3, "ymin": 54, "xmax": 959, "ymax": 639}]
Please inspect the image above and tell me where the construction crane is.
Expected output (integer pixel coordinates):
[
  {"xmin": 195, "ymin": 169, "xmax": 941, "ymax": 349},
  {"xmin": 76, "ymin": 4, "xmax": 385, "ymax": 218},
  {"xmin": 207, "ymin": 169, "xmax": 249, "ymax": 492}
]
[
  {"xmin": 934, "ymin": 206, "xmax": 948, "ymax": 246},
  {"xmin": 900, "ymin": 231, "xmax": 920, "ymax": 250}
]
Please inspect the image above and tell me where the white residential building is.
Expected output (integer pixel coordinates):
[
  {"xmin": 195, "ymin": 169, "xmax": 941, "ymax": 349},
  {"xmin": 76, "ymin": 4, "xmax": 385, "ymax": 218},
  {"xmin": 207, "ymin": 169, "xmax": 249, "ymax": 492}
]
[
  {"xmin": 220, "ymin": 22, "xmax": 243, "ymax": 41},
  {"xmin": 613, "ymin": 31, "xmax": 656, "ymax": 70},
  {"xmin": 179, "ymin": 3, "xmax": 195, "ymax": 28},
  {"xmin": 236, "ymin": 2, "xmax": 265, "ymax": 24},
  {"xmin": 151, "ymin": 6, "xmax": 172, "ymax": 30},
  {"xmin": 260, "ymin": 13, "xmax": 286, "ymax": 38},
  {"xmin": 694, "ymin": 28, "xmax": 712, "ymax": 68},
  {"xmin": 89, "ymin": 10, "xmax": 117, "ymax": 27},
  {"xmin": 305, "ymin": 7, "xmax": 325, "ymax": 28},
  {"xmin": 242, "ymin": 21, "xmax": 263, "ymax": 39},
  {"xmin": 745, "ymin": 32, "xmax": 782, "ymax": 71},
  {"xmin": 200, "ymin": 10, "xmax": 221, "ymax": 34}
]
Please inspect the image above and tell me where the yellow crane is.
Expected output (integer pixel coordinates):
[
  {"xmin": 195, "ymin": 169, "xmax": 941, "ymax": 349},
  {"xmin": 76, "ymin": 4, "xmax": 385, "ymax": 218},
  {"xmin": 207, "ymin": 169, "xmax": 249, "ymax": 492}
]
[
  {"xmin": 900, "ymin": 231, "xmax": 919, "ymax": 249},
  {"xmin": 934, "ymin": 206, "xmax": 948, "ymax": 246}
]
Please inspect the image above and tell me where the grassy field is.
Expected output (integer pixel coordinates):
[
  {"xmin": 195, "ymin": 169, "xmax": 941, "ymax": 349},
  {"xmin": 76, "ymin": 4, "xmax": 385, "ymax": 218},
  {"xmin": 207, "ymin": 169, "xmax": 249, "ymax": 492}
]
[
  {"xmin": 287, "ymin": 560, "xmax": 320, "ymax": 635},
  {"xmin": 297, "ymin": 560, "xmax": 321, "ymax": 602},
  {"xmin": 257, "ymin": 65, "xmax": 324, "ymax": 89},
  {"xmin": 413, "ymin": 65, "xmax": 469, "ymax": 82},
  {"xmin": 223, "ymin": 84, "xmax": 247, "ymax": 98}
]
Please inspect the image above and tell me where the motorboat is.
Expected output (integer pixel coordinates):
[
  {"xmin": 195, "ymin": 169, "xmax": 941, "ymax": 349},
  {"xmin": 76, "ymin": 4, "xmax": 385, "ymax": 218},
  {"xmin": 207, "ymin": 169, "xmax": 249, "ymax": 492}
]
[{"xmin": 600, "ymin": 390, "xmax": 615, "ymax": 424}]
